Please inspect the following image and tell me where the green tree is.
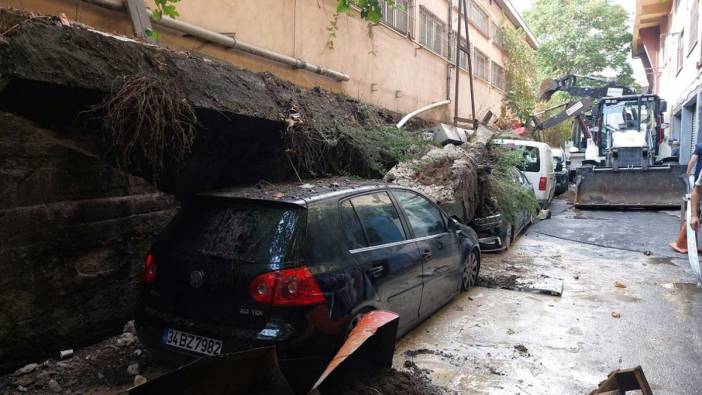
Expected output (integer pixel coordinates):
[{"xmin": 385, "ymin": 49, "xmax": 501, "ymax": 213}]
[
  {"xmin": 524, "ymin": 0, "xmax": 634, "ymax": 86},
  {"xmin": 502, "ymin": 23, "xmax": 538, "ymax": 123}
]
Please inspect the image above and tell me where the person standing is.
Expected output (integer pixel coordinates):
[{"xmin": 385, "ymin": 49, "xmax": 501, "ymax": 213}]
[
  {"xmin": 669, "ymin": 146, "xmax": 702, "ymax": 253},
  {"xmin": 686, "ymin": 143, "xmax": 702, "ymax": 179}
]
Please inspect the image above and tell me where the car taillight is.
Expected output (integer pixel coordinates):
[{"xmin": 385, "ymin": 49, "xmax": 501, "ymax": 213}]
[
  {"xmin": 249, "ymin": 266, "xmax": 324, "ymax": 306},
  {"xmin": 144, "ymin": 253, "xmax": 157, "ymax": 283},
  {"xmin": 538, "ymin": 176, "xmax": 547, "ymax": 191}
]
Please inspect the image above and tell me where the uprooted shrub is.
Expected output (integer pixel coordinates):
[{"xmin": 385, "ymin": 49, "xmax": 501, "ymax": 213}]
[
  {"xmin": 283, "ymin": 121, "xmax": 432, "ymax": 178},
  {"xmin": 486, "ymin": 145, "xmax": 539, "ymax": 222},
  {"xmin": 96, "ymin": 74, "xmax": 196, "ymax": 178}
]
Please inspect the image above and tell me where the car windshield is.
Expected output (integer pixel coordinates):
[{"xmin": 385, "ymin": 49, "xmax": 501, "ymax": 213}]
[{"xmin": 158, "ymin": 198, "xmax": 306, "ymax": 265}]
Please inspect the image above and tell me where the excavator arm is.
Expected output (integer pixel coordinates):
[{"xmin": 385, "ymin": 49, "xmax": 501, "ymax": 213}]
[{"xmin": 538, "ymin": 74, "xmax": 634, "ymax": 102}]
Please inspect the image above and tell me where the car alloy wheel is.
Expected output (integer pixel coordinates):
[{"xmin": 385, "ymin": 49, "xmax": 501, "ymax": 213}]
[{"xmin": 461, "ymin": 252, "xmax": 479, "ymax": 291}]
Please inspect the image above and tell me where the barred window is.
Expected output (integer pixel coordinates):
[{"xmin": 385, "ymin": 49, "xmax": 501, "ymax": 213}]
[
  {"xmin": 491, "ymin": 61, "xmax": 506, "ymax": 90},
  {"xmin": 469, "ymin": 1, "xmax": 489, "ymax": 36},
  {"xmin": 473, "ymin": 47, "xmax": 489, "ymax": 80},
  {"xmin": 491, "ymin": 21, "xmax": 504, "ymax": 48},
  {"xmin": 419, "ymin": 6, "xmax": 445, "ymax": 55},
  {"xmin": 689, "ymin": 0, "xmax": 699, "ymax": 53},
  {"xmin": 380, "ymin": 0, "xmax": 410, "ymax": 34}
]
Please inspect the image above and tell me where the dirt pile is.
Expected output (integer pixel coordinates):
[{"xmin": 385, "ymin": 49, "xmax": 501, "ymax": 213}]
[
  {"xmin": 0, "ymin": 9, "xmax": 429, "ymax": 196},
  {"xmin": 0, "ymin": 321, "xmax": 154, "ymax": 394},
  {"xmin": 384, "ymin": 142, "xmax": 490, "ymax": 223}
]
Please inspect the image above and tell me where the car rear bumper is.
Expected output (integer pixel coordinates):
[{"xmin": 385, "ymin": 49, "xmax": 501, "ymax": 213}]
[{"xmin": 135, "ymin": 305, "xmax": 340, "ymax": 363}]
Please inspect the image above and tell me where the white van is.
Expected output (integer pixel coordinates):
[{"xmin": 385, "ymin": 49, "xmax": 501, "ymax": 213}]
[{"xmin": 493, "ymin": 139, "xmax": 556, "ymax": 208}]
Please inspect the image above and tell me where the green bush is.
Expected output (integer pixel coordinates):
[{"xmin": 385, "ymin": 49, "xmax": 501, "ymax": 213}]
[{"xmin": 487, "ymin": 146, "xmax": 539, "ymax": 223}]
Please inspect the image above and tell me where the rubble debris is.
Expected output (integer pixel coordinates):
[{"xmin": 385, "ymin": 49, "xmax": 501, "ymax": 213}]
[
  {"xmin": 385, "ymin": 142, "xmax": 489, "ymax": 224},
  {"xmin": 589, "ymin": 366, "xmax": 652, "ymax": 395},
  {"xmin": 47, "ymin": 378, "xmax": 62, "ymax": 393},
  {"xmin": 614, "ymin": 281, "xmax": 627, "ymax": 288},
  {"xmin": 59, "ymin": 349, "xmax": 74, "ymax": 359},
  {"xmin": 611, "ymin": 312, "xmax": 621, "ymax": 318},
  {"xmin": 13, "ymin": 363, "xmax": 38, "ymax": 376},
  {"xmin": 0, "ymin": 320, "xmax": 151, "ymax": 394},
  {"xmin": 513, "ymin": 344, "xmax": 530, "ymax": 357},
  {"xmin": 478, "ymin": 273, "xmax": 564, "ymax": 296},
  {"xmin": 134, "ymin": 375, "xmax": 147, "ymax": 386}
]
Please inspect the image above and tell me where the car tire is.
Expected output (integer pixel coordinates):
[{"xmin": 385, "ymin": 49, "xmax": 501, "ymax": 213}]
[{"xmin": 461, "ymin": 250, "xmax": 480, "ymax": 291}]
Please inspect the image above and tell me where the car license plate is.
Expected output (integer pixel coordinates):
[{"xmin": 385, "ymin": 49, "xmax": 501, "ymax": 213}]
[{"xmin": 162, "ymin": 328, "xmax": 223, "ymax": 356}]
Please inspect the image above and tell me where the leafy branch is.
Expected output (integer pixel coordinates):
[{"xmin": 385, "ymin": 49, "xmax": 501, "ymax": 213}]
[
  {"xmin": 146, "ymin": 0, "xmax": 181, "ymax": 40},
  {"xmin": 330, "ymin": 0, "xmax": 397, "ymax": 51}
]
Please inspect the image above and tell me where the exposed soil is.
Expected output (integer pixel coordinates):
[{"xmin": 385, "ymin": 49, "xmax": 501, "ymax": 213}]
[
  {"xmin": 0, "ymin": 322, "xmax": 156, "ymax": 395},
  {"xmin": 328, "ymin": 367, "xmax": 450, "ymax": 395}
]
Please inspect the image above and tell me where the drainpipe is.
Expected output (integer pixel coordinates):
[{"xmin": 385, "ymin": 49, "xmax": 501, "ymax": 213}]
[
  {"xmin": 81, "ymin": 0, "xmax": 350, "ymax": 81},
  {"xmin": 396, "ymin": 100, "xmax": 451, "ymax": 129}
]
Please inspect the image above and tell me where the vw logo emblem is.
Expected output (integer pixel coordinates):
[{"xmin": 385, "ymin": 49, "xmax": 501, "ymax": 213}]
[{"xmin": 190, "ymin": 270, "xmax": 204, "ymax": 288}]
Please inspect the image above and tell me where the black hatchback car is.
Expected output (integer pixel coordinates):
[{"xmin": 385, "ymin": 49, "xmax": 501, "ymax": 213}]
[{"xmin": 135, "ymin": 181, "xmax": 480, "ymax": 378}]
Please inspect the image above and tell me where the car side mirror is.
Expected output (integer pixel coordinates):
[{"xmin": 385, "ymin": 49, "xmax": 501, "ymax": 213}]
[
  {"xmin": 566, "ymin": 160, "xmax": 571, "ymax": 166},
  {"xmin": 660, "ymin": 100, "xmax": 668, "ymax": 113},
  {"xmin": 555, "ymin": 163, "xmax": 563, "ymax": 172}
]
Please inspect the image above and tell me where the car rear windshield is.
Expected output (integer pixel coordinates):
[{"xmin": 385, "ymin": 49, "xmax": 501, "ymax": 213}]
[
  {"xmin": 519, "ymin": 146, "xmax": 541, "ymax": 172},
  {"xmin": 159, "ymin": 198, "xmax": 306, "ymax": 265}
]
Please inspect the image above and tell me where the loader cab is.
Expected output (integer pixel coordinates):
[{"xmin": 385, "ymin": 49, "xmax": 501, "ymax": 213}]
[{"xmin": 591, "ymin": 95, "xmax": 664, "ymax": 168}]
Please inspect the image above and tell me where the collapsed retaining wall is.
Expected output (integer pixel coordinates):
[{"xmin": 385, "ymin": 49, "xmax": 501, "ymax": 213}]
[{"xmin": 0, "ymin": 10, "xmax": 431, "ymax": 371}]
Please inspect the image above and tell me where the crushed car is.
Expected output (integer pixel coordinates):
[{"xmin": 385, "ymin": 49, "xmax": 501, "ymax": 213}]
[
  {"xmin": 134, "ymin": 180, "xmax": 481, "ymax": 390},
  {"xmin": 471, "ymin": 167, "xmax": 535, "ymax": 252}
]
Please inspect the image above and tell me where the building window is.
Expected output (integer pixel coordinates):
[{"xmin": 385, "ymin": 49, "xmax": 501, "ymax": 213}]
[
  {"xmin": 449, "ymin": 34, "xmax": 471, "ymax": 69},
  {"xmin": 473, "ymin": 47, "xmax": 489, "ymax": 80},
  {"xmin": 380, "ymin": 0, "xmax": 410, "ymax": 35},
  {"xmin": 469, "ymin": 1, "xmax": 489, "ymax": 37},
  {"xmin": 689, "ymin": 0, "xmax": 699, "ymax": 54},
  {"xmin": 678, "ymin": 30, "xmax": 685, "ymax": 73},
  {"xmin": 419, "ymin": 6, "xmax": 445, "ymax": 55},
  {"xmin": 491, "ymin": 21, "xmax": 504, "ymax": 48},
  {"xmin": 491, "ymin": 61, "xmax": 506, "ymax": 90}
]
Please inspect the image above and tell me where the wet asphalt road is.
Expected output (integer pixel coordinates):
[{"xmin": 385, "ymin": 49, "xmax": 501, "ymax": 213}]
[{"xmin": 394, "ymin": 196, "xmax": 702, "ymax": 394}]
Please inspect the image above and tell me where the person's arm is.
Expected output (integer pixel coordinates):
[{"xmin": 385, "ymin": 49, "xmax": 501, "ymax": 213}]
[
  {"xmin": 692, "ymin": 186, "xmax": 701, "ymax": 231},
  {"xmin": 688, "ymin": 154, "xmax": 699, "ymax": 176}
]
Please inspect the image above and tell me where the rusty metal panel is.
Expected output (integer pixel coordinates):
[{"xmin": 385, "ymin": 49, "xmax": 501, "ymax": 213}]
[{"xmin": 311, "ymin": 310, "xmax": 400, "ymax": 391}]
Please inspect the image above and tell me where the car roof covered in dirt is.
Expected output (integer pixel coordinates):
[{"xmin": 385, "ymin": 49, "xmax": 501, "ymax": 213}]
[{"xmin": 199, "ymin": 177, "xmax": 389, "ymax": 206}]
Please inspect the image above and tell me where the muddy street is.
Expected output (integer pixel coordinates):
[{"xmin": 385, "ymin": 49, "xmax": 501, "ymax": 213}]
[{"xmin": 395, "ymin": 196, "xmax": 702, "ymax": 394}]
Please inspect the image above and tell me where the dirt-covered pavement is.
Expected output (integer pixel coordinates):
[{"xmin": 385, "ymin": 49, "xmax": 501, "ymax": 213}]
[{"xmin": 395, "ymin": 195, "xmax": 702, "ymax": 394}]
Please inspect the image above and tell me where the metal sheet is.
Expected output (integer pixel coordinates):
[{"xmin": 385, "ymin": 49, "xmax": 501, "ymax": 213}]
[
  {"xmin": 311, "ymin": 310, "xmax": 399, "ymax": 391},
  {"xmin": 575, "ymin": 165, "xmax": 686, "ymax": 209}
]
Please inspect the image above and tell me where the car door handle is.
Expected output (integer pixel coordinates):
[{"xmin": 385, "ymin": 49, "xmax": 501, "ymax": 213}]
[
  {"xmin": 367, "ymin": 265, "xmax": 384, "ymax": 278},
  {"xmin": 422, "ymin": 249, "xmax": 433, "ymax": 262}
]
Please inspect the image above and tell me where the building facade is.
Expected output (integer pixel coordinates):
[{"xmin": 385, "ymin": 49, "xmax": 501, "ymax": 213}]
[
  {"xmin": 2, "ymin": 0, "xmax": 536, "ymax": 123},
  {"xmin": 633, "ymin": 0, "xmax": 702, "ymax": 163}
]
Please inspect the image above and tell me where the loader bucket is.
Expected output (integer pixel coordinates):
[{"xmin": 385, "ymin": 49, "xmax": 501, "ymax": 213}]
[
  {"xmin": 311, "ymin": 310, "xmax": 400, "ymax": 392},
  {"xmin": 575, "ymin": 165, "xmax": 686, "ymax": 209},
  {"xmin": 539, "ymin": 78, "xmax": 559, "ymax": 101},
  {"xmin": 127, "ymin": 346, "xmax": 294, "ymax": 395}
]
